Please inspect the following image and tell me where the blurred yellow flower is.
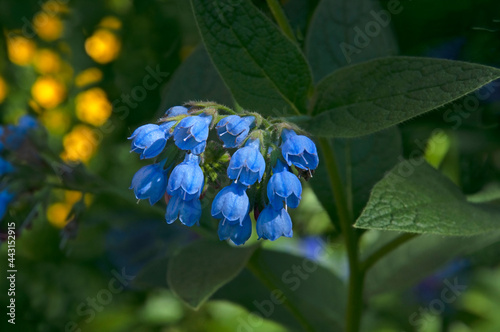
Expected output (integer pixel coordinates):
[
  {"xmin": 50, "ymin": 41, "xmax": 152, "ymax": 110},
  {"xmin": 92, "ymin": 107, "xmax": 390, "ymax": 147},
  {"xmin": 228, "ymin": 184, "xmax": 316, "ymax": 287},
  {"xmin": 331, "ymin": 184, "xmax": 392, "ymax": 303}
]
[
  {"xmin": 75, "ymin": 68, "xmax": 103, "ymax": 87},
  {"xmin": 41, "ymin": 108, "xmax": 70, "ymax": 134},
  {"xmin": 47, "ymin": 202, "xmax": 71, "ymax": 228},
  {"xmin": 99, "ymin": 16, "xmax": 122, "ymax": 30},
  {"xmin": 6, "ymin": 35, "xmax": 36, "ymax": 66},
  {"xmin": 33, "ymin": 13, "xmax": 63, "ymax": 41},
  {"xmin": 0, "ymin": 77, "xmax": 8, "ymax": 104},
  {"xmin": 65, "ymin": 190, "xmax": 93, "ymax": 206},
  {"xmin": 33, "ymin": 49, "xmax": 61, "ymax": 74},
  {"xmin": 31, "ymin": 76, "xmax": 66, "ymax": 109},
  {"xmin": 85, "ymin": 29, "xmax": 121, "ymax": 64},
  {"xmin": 75, "ymin": 88, "xmax": 112, "ymax": 126},
  {"xmin": 61, "ymin": 125, "xmax": 98, "ymax": 163}
]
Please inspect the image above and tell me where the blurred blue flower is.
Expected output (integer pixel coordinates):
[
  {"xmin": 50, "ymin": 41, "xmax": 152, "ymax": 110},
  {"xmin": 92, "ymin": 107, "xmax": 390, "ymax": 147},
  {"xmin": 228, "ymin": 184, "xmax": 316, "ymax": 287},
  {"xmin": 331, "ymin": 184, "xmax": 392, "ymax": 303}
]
[
  {"xmin": 218, "ymin": 214, "xmax": 252, "ymax": 245},
  {"xmin": 211, "ymin": 182, "xmax": 249, "ymax": 225},
  {"xmin": 267, "ymin": 159, "xmax": 302, "ymax": 209},
  {"xmin": 0, "ymin": 190, "xmax": 14, "ymax": 220},
  {"xmin": 281, "ymin": 129, "xmax": 319, "ymax": 170},
  {"xmin": 165, "ymin": 105, "xmax": 189, "ymax": 117},
  {"xmin": 129, "ymin": 122, "xmax": 175, "ymax": 159},
  {"xmin": 414, "ymin": 259, "xmax": 470, "ymax": 305},
  {"xmin": 256, "ymin": 205, "xmax": 293, "ymax": 241},
  {"xmin": 0, "ymin": 158, "xmax": 14, "ymax": 176},
  {"xmin": 165, "ymin": 195, "xmax": 201, "ymax": 226},
  {"xmin": 227, "ymin": 138, "xmax": 265, "ymax": 186},
  {"xmin": 0, "ymin": 127, "xmax": 4, "ymax": 152},
  {"xmin": 17, "ymin": 115, "xmax": 38, "ymax": 133},
  {"xmin": 174, "ymin": 113, "xmax": 212, "ymax": 155},
  {"xmin": 167, "ymin": 153, "xmax": 204, "ymax": 200},
  {"xmin": 216, "ymin": 115, "xmax": 255, "ymax": 148},
  {"xmin": 130, "ymin": 163, "xmax": 168, "ymax": 205}
]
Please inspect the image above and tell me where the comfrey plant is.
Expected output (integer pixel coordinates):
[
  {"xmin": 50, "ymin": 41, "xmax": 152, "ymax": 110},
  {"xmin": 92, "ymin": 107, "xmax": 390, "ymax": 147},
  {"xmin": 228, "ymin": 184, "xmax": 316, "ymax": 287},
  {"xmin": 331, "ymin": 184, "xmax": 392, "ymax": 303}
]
[
  {"xmin": 128, "ymin": 102, "xmax": 318, "ymax": 245},
  {"xmin": 125, "ymin": 1, "xmax": 500, "ymax": 331}
]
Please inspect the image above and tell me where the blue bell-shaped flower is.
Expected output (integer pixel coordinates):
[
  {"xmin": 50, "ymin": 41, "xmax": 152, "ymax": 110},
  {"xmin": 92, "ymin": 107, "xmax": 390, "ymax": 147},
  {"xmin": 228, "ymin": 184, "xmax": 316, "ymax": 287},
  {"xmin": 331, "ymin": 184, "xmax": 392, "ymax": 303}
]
[
  {"xmin": 281, "ymin": 129, "xmax": 319, "ymax": 170},
  {"xmin": 218, "ymin": 213, "xmax": 252, "ymax": 245},
  {"xmin": 165, "ymin": 105, "xmax": 188, "ymax": 117},
  {"xmin": 165, "ymin": 195, "xmax": 202, "ymax": 226},
  {"xmin": 267, "ymin": 159, "xmax": 302, "ymax": 209},
  {"xmin": 130, "ymin": 163, "xmax": 168, "ymax": 205},
  {"xmin": 227, "ymin": 138, "xmax": 265, "ymax": 186},
  {"xmin": 256, "ymin": 206, "xmax": 293, "ymax": 241},
  {"xmin": 216, "ymin": 115, "xmax": 255, "ymax": 148},
  {"xmin": 167, "ymin": 153, "xmax": 204, "ymax": 200},
  {"xmin": 211, "ymin": 182, "xmax": 249, "ymax": 225},
  {"xmin": 173, "ymin": 113, "xmax": 212, "ymax": 155},
  {"xmin": 129, "ymin": 122, "xmax": 175, "ymax": 159}
]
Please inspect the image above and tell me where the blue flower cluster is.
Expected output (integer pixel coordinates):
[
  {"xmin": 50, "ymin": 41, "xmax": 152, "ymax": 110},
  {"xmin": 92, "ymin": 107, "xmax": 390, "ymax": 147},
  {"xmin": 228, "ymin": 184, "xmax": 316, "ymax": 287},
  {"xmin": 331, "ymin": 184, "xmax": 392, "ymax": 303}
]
[
  {"xmin": 0, "ymin": 115, "xmax": 39, "ymax": 221},
  {"xmin": 129, "ymin": 105, "xmax": 319, "ymax": 245}
]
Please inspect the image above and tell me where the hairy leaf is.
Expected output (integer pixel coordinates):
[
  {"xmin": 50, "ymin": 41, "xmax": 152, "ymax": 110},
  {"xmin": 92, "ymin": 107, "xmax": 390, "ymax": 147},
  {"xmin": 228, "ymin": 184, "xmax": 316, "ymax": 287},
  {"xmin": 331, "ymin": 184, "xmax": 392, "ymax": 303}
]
[
  {"xmin": 191, "ymin": 0, "xmax": 312, "ymax": 116},
  {"xmin": 306, "ymin": 0, "xmax": 398, "ymax": 82},
  {"xmin": 355, "ymin": 161, "xmax": 500, "ymax": 235},
  {"xmin": 308, "ymin": 57, "xmax": 500, "ymax": 137}
]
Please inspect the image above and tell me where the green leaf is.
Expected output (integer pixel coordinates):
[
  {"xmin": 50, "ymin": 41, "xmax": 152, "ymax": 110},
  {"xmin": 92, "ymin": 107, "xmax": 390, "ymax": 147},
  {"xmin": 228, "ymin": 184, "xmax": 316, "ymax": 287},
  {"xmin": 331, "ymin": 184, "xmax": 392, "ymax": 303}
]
[
  {"xmin": 216, "ymin": 249, "xmax": 346, "ymax": 331},
  {"xmin": 190, "ymin": 0, "xmax": 312, "ymax": 116},
  {"xmin": 308, "ymin": 57, "xmax": 500, "ymax": 137},
  {"xmin": 467, "ymin": 183, "xmax": 500, "ymax": 203},
  {"xmin": 132, "ymin": 255, "xmax": 169, "ymax": 290},
  {"xmin": 310, "ymin": 127, "xmax": 402, "ymax": 229},
  {"xmin": 306, "ymin": 0, "xmax": 398, "ymax": 82},
  {"xmin": 355, "ymin": 161, "xmax": 500, "ymax": 235},
  {"xmin": 158, "ymin": 45, "xmax": 234, "ymax": 116},
  {"xmin": 363, "ymin": 230, "xmax": 500, "ymax": 296},
  {"xmin": 167, "ymin": 240, "xmax": 257, "ymax": 309}
]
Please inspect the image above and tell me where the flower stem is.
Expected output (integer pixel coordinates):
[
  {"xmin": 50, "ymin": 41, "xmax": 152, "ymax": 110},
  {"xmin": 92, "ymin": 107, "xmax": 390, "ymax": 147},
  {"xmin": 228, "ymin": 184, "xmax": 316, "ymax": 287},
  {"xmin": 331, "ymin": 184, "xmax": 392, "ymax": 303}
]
[
  {"xmin": 319, "ymin": 138, "xmax": 363, "ymax": 332},
  {"xmin": 265, "ymin": 0, "xmax": 296, "ymax": 42}
]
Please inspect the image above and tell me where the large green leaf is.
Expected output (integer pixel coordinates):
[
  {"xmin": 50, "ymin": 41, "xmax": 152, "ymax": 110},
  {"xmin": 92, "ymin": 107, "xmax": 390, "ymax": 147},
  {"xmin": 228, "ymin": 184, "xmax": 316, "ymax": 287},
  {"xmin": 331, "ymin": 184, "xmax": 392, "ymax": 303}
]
[
  {"xmin": 157, "ymin": 45, "xmax": 234, "ymax": 116},
  {"xmin": 167, "ymin": 240, "xmax": 257, "ymax": 309},
  {"xmin": 216, "ymin": 249, "xmax": 346, "ymax": 331},
  {"xmin": 355, "ymin": 161, "xmax": 500, "ymax": 235},
  {"xmin": 363, "ymin": 230, "xmax": 500, "ymax": 296},
  {"xmin": 306, "ymin": 0, "xmax": 398, "ymax": 82},
  {"xmin": 310, "ymin": 127, "xmax": 401, "ymax": 229},
  {"xmin": 190, "ymin": 0, "xmax": 312, "ymax": 116},
  {"xmin": 308, "ymin": 57, "xmax": 500, "ymax": 137}
]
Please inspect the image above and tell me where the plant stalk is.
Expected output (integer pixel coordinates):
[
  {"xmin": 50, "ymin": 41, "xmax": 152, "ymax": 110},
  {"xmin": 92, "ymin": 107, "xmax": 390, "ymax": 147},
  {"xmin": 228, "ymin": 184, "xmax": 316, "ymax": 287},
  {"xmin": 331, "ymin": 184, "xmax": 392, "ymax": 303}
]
[
  {"xmin": 265, "ymin": 0, "xmax": 296, "ymax": 42},
  {"xmin": 319, "ymin": 138, "xmax": 363, "ymax": 332}
]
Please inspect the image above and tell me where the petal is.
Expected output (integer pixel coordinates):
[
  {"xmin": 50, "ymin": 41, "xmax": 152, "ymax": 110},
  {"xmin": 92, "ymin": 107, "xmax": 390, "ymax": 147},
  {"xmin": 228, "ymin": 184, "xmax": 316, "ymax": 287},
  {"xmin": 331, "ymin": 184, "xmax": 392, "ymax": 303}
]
[
  {"xmin": 281, "ymin": 128, "xmax": 297, "ymax": 143},
  {"xmin": 128, "ymin": 124, "xmax": 157, "ymax": 139},
  {"xmin": 141, "ymin": 139, "xmax": 167, "ymax": 159},
  {"xmin": 191, "ymin": 140, "xmax": 207, "ymax": 155},
  {"xmin": 218, "ymin": 214, "xmax": 252, "ymax": 245},
  {"xmin": 238, "ymin": 169, "xmax": 259, "ymax": 186},
  {"xmin": 256, "ymin": 206, "xmax": 293, "ymax": 241},
  {"xmin": 165, "ymin": 106, "xmax": 188, "ymax": 117},
  {"xmin": 179, "ymin": 199, "xmax": 202, "ymax": 226},
  {"xmin": 211, "ymin": 183, "xmax": 249, "ymax": 223}
]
